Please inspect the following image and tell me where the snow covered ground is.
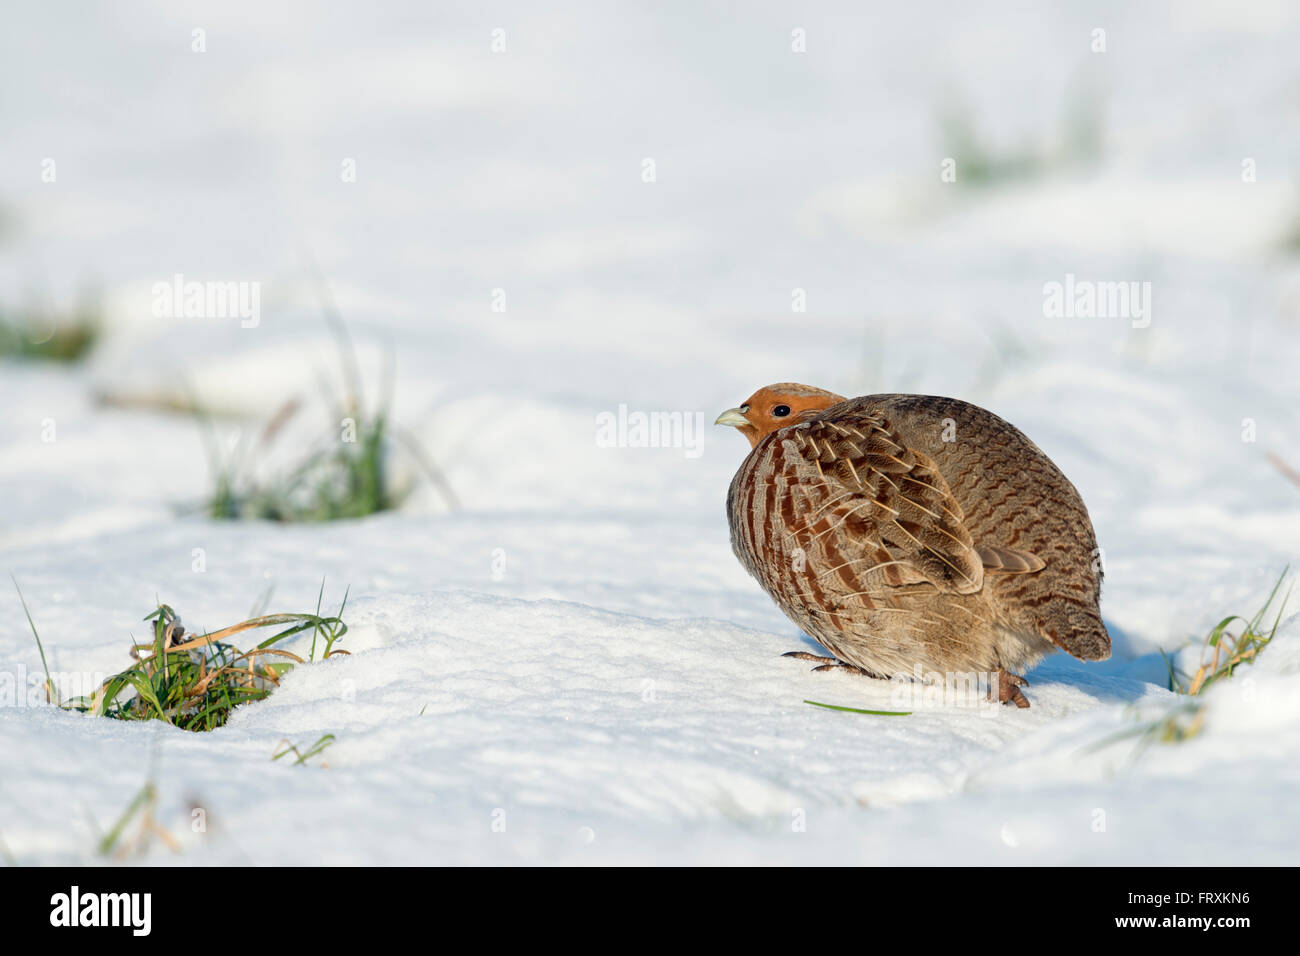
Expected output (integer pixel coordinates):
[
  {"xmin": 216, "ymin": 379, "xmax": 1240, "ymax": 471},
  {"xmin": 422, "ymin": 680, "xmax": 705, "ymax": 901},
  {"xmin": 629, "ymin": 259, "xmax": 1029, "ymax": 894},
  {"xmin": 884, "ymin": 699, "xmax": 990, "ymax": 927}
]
[{"xmin": 2, "ymin": 0, "xmax": 1300, "ymax": 864}]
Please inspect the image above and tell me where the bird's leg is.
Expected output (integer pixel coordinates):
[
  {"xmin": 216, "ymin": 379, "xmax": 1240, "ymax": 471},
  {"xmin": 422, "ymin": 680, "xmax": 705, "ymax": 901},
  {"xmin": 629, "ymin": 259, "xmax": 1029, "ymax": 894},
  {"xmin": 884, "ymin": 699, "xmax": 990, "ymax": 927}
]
[
  {"xmin": 782, "ymin": 651, "xmax": 872, "ymax": 676},
  {"xmin": 991, "ymin": 670, "xmax": 1031, "ymax": 709}
]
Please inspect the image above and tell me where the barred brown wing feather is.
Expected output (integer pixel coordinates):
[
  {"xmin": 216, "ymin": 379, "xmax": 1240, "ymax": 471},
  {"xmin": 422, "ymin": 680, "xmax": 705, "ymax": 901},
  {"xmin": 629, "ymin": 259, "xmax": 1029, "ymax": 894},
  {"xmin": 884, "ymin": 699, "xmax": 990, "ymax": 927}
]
[
  {"xmin": 978, "ymin": 544, "xmax": 1047, "ymax": 574},
  {"xmin": 788, "ymin": 417, "xmax": 984, "ymax": 594}
]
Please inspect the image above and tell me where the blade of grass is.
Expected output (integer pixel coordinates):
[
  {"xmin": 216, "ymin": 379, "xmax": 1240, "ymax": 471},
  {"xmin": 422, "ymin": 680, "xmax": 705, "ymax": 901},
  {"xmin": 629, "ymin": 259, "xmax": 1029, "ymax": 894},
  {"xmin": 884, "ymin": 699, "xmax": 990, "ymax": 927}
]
[
  {"xmin": 96, "ymin": 783, "xmax": 155, "ymax": 857},
  {"xmin": 804, "ymin": 699, "xmax": 911, "ymax": 716},
  {"xmin": 310, "ymin": 576, "xmax": 326, "ymax": 661},
  {"xmin": 12, "ymin": 576, "xmax": 56, "ymax": 705},
  {"xmin": 272, "ymin": 733, "xmax": 336, "ymax": 765}
]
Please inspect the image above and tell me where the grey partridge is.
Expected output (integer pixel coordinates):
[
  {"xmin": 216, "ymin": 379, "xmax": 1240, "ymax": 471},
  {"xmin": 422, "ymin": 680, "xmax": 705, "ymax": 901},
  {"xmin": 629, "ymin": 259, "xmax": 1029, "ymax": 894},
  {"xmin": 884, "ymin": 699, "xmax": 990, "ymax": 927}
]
[{"xmin": 716, "ymin": 383, "xmax": 1110, "ymax": 708}]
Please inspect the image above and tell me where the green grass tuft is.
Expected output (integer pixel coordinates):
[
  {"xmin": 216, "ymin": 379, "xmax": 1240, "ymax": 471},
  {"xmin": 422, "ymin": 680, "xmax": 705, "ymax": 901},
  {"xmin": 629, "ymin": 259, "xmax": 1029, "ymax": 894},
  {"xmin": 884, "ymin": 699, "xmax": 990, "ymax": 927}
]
[
  {"xmin": 92, "ymin": 777, "xmax": 184, "ymax": 859},
  {"xmin": 0, "ymin": 300, "xmax": 101, "ymax": 363},
  {"xmin": 16, "ymin": 582, "xmax": 349, "ymax": 733},
  {"xmin": 1097, "ymin": 567, "xmax": 1291, "ymax": 758},
  {"xmin": 1166, "ymin": 566, "xmax": 1291, "ymax": 696},
  {"xmin": 936, "ymin": 84, "xmax": 1102, "ymax": 190},
  {"xmin": 272, "ymin": 734, "xmax": 336, "ymax": 766},
  {"xmin": 196, "ymin": 302, "xmax": 457, "ymax": 522},
  {"xmin": 200, "ymin": 394, "xmax": 404, "ymax": 523}
]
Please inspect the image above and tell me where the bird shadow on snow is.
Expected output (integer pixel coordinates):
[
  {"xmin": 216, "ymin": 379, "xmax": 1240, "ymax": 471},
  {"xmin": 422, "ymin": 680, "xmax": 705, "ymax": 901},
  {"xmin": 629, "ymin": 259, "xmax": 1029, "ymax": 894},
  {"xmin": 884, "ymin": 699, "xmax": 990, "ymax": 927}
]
[
  {"xmin": 1033, "ymin": 654, "xmax": 1168, "ymax": 704},
  {"xmin": 785, "ymin": 619, "xmax": 1168, "ymax": 705},
  {"xmin": 1032, "ymin": 618, "xmax": 1173, "ymax": 704}
]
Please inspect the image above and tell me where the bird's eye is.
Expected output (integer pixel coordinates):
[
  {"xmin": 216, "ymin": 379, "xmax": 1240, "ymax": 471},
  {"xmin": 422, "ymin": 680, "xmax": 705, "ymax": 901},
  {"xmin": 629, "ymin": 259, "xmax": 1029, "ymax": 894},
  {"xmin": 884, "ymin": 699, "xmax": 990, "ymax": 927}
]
[{"xmin": 772, "ymin": 404, "xmax": 791, "ymax": 418}]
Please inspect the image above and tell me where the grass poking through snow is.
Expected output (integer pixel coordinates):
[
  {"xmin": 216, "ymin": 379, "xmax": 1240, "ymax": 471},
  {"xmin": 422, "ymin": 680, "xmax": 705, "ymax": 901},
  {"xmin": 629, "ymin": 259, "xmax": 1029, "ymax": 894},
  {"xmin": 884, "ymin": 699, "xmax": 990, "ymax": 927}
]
[
  {"xmin": 12, "ymin": 575, "xmax": 56, "ymax": 704},
  {"xmin": 15, "ymin": 580, "xmax": 349, "ymax": 732},
  {"xmin": 96, "ymin": 781, "xmax": 179, "ymax": 858},
  {"xmin": 272, "ymin": 734, "xmax": 336, "ymax": 766},
  {"xmin": 196, "ymin": 299, "xmax": 458, "ymax": 522},
  {"xmin": 200, "ymin": 392, "xmax": 403, "ymax": 522},
  {"xmin": 1097, "ymin": 567, "xmax": 1292, "ymax": 757},
  {"xmin": 935, "ymin": 84, "xmax": 1102, "ymax": 190},
  {"xmin": 1163, "ymin": 565, "xmax": 1292, "ymax": 697},
  {"xmin": 0, "ymin": 298, "xmax": 102, "ymax": 363}
]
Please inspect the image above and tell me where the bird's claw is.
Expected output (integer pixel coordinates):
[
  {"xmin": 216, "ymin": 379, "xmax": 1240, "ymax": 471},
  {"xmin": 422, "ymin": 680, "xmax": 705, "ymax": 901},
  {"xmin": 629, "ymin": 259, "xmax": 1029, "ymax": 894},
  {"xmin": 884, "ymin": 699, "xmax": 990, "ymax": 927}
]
[
  {"xmin": 992, "ymin": 670, "xmax": 1031, "ymax": 709},
  {"xmin": 782, "ymin": 651, "xmax": 838, "ymax": 664},
  {"xmin": 783, "ymin": 650, "xmax": 871, "ymax": 676}
]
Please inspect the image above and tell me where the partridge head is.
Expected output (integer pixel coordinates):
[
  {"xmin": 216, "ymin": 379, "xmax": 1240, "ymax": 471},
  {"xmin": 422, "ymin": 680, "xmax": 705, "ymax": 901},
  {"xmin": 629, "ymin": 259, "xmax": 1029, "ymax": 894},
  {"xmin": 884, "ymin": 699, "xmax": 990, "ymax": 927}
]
[{"xmin": 714, "ymin": 384, "xmax": 848, "ymax": 447}]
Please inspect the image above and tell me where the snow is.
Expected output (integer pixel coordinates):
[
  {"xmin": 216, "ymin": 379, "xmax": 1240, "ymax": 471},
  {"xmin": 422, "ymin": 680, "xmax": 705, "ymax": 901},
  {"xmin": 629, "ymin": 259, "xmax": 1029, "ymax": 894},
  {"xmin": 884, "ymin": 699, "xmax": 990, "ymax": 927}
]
[{"xmin": 2, "ymin": 0, "xmax": 1300, "ymax": 864}]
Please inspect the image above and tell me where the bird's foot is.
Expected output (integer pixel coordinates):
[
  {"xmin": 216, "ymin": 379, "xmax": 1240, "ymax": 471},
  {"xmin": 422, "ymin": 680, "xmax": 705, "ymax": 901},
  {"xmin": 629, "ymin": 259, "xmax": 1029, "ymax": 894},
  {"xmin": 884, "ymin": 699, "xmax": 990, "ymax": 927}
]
[
  {"xmin": 991, "ymin": 670, "xmax": 1031, "ymax": 709},
  {"xmin": 782, "ymin": 651, "xmax": 872, "ymax": 676}
]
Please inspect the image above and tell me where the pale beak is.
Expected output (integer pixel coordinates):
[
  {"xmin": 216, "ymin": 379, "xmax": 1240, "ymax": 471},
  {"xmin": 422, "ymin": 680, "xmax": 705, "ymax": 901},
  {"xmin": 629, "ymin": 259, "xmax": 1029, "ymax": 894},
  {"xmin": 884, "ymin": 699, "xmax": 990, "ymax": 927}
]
[{"xmin": 714, "ymin": 408, "xmax": 750, "ymax": 428}]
